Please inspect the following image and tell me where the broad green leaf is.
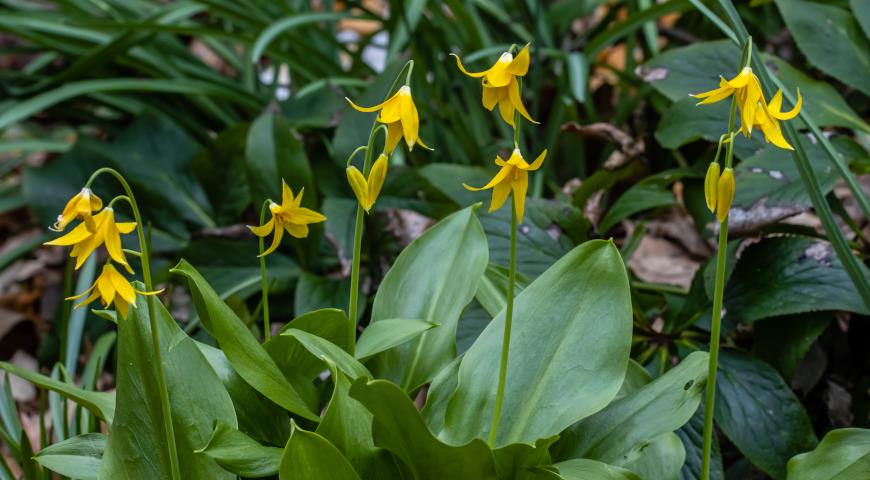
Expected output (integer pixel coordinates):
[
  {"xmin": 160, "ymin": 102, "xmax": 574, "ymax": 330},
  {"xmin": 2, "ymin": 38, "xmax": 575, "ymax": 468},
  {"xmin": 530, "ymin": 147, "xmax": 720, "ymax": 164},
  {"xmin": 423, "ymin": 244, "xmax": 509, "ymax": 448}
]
[
  {"xmin": 493, "ymin": 437, "xmax": 561, "ymax": 480},
  {"xmin": 100, "ymin": 287, "xmax": 237, "ymax": 480},
  {"xmin": 317, "ymin": 362, "xmax": 399, "ymax": 478},
  {"xmin": 34, "ymin": 433, "xmax": 104, "ymax": 480},
  {"xmin": 787, "ymin": 428, "xmax": 870, "ymax": 480},
  {"xmin": 554, "ymin": 459, "xmax": 640, "ymax": 480},
  {"xmin": 265, "ymin": 308, "xmax": 352, "ymax": 380},
  {"xmin": 776, "ymin": 0, "xmax": 870, "ymax": 97},
  {"xmin": 753, "ymin": 313, "xmax": 831, "ymax": 380},
  {"xmin": 440, "ymin": 240, "xmax": 632, "ymax": 446},
  {"xmin": 853, "ymin": 0, "xmax": 870, "ymax": 39},
  {"xmin": 643, "ymin": 40, "xmax": 869, "ymax": 132},
  {"xmin": 724, "ymin": 237, "xmax": 870, "ymax": 324},
  {"xmin": 349, "ymin": 379, "xmax": 496, "ymax": 479},
  {"xmin": 355, "ymin": 319, "xmax": 438, "ymax": 360},
  {"xmin": 599, "ymin": 170, "xmax": 689, "ymax": 232},
  {"xmin": 554, "ymin": 351, "xmax": 708, "ymax": 464},
  {"xmin": 294, "ymin": 272, "xmax": 362, "ymax": 322},
  {"xmin": 195, "ymin": 342, "xmax": 290, "ymax": 446},
  {"xmin": 715, "ymin": 351, "xmax": 817, "ymax": 479},
  {"xmin": 623, "ymin": 432, "xmax": 685, "ymax": 480},
  {"xmin": 0, "ymin": 361, "xmax": 115, "ymax": 424},
  {"xmin": 279, "ymin": 329, "xmax": 371, "ymax": 380},
  {"xmin": 369, "ymin": 205, "xmax": 488, "ymax": 391},
  {"xmin": 196, "ymin": 422, "xmax": 282, "ymax": 478},
  {"xmin": 279, "ymin": 421, "xmax": 360, "ymax": 480},
  {"xmin": 193, "ymin": 123, "xmax": 251, "ymax": 225},
  {"xmin": 676, "ymin": 406, "xmax": 724, "ymax": 480},
  {"xmin": 171, "ymin": 260, "xmax": 319, "ymax": 421},
  {"xmin": 475, "ymin": 264, "xmax": 529, "ymax": 318}
]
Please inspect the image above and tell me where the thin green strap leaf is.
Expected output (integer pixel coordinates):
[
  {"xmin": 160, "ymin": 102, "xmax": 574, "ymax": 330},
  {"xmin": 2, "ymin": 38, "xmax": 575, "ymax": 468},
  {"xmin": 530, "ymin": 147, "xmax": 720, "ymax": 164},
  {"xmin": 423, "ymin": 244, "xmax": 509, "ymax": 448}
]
[
  {"xmin": 251, "ymin": 12, "xmax": 348, "ymax": 63},
  {"xmin": 354, "ymin": 319, "xmax": 437, "ymax": 360}
]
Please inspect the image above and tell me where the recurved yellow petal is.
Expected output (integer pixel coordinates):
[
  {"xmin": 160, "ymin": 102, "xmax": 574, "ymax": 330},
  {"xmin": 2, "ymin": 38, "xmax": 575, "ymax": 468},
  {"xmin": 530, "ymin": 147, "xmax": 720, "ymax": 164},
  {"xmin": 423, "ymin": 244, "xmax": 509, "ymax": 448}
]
[
  {"xmin": 508, "ymin": 77, "xmax": 537, "ymax": 124},
  {"xmin": 511, "ymin": 170, "xmax": 529, "ymax": 223},
  {"xmin": 506, "ymin": 45, "xmax": 530, "ymax": 77},
  {"xmin": 248, "ymin": 216, "xmax": 276, "ymax": 237},
  {"xmin": 451, "ymin": 53, "xmax": 488, "ymax": 78}
]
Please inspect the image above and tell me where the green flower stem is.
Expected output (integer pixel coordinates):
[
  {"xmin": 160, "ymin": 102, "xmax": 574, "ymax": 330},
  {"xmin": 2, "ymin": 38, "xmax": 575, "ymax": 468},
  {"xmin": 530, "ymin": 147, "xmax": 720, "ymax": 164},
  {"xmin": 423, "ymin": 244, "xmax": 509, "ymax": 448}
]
[
  {"xmin": 347, "ymin": 124, "xmax": 387, "ymax": 354},
  {"xmin": 257, "ymin": 199, "xmax": 272, "ymax": 341},
  {"xmin": 489, "ymin": 201, "xmax": 517, "ymax": 447},
  {"xmin": 86, "ymin": 167, "xmax": 182, "ymax": 480},
  {"xmin": 490, "ymin": 108, "xmax": 523, "ymax": 447},
  {"xmin": 700, "ymin": 40, "xmax": 745, "ymax": 479}
]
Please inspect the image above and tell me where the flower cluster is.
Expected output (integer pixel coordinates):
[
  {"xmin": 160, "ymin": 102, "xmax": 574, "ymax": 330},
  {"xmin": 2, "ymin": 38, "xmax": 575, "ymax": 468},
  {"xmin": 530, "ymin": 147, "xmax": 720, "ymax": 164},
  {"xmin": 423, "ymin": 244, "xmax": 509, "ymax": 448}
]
[
  {"xmin": 456, "ymin": 45, "xmax": 545, "ymax": 223},
  {"xmin": 45, "ymin": 188, "xmax": 160, "ymax": 319},
  {"xmin": 692, "ymin": 56, "xmax": 802, "ymax": 223}
]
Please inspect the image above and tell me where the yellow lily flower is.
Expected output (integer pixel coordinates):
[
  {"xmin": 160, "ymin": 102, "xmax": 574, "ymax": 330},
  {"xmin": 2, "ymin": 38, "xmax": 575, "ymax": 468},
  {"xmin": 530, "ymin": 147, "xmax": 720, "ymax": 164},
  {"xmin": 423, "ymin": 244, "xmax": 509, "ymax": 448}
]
[
  {"xmin": 452, "ymin": 45, "xmax": 537, "ymax": 127},
  {"xmin": 45, "ymin": 208, "xmax": 137, "ymax": 272},
  {"xmin": 346, "ymin": 86, "xmax": 431, "ymax": 153},
  {"xmin": 68, "ymin": 263, "xmax": 161, "ymax": 320},
  {"xmin": 463, "ymin": 148, "xmax": 547, "ymax": 223},
  {"xmin": 748, "ymin": 89, "xmax": 802, "ymax": 150},
  {"xmin": 692, "ymin": 67, "xmax": 765, "ymax": 136},
  {"xmin": 248, "ymin": 181, "xmax": 326, "ymax": 256},
  {"xmin": 51, "ymin": 187, "xmax": 103, "ymax": 232},
  {"xmin": 347, "ymin": 153, "xmax": 388, "ymax": 213}
]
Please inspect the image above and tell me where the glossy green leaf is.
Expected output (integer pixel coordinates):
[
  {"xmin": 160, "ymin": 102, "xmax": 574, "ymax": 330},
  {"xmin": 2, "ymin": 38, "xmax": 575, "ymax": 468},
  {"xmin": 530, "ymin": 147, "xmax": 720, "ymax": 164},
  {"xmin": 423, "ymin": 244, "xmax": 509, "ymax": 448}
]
[
  {"xmin": 294, "ymin": 272, "xmax": 363, "ymax": 322},
  {"xmin": 316, "ymin": 361, "xmax": 399, "ymax": 478},
  {"xmin": 195, "ymin": 342, "xmax": 290, "ymax": 446},
  {"xmin": 493, "ymin": 436, "xmax": 561, "ymax": 480},
  {"xmin": 787, "ymin": 428, "xmax": 870, "ymax": 480},
  {"xmin": 475, "ymin": 264, "xmax": 529, "ymax": 318},
  {"xmin": 0, "ymin": 361, "xmax": 115, "ymax": 424},
  {"xmin": 554, "ymin": 459, "xmax": 640, "ymax": 480},
  {"xmin": 776, "ymin": 0, "xmax": 870, "ymax": 97},
  {"xmin": 853, "ymin": 0, "xmax": 870, "ymax": 38},
  {"xmin": 196, "ymin": 421, "xmax": 282, "ymax": 478},
  {"xmin": 265, "ymin": 308, "xmax": 352, "ymax": 380},
  {"xmin": 715, "ymin": 351, "xmax": 817, "ymax": 479},
  {"xmin": 349, "ymin": 379, "xmax": 496, "ymax": 479},
  {"xmin": 100, "ymin": 286, "xmax": 237, "ymax": 480},
  {"xmin": 439, "ymin": 240, "xmax": 632, "ymax": 446},
  {"xmin": 171, "ymin": 260, "xmax": 319, "ymax": 421},
  {"xmin": 676, "ymin": 405, "xmax": 724, "ymax": 480},
  {"xmin": 355, "ymin": 319, "xmax": 438, "ymax": 360},
  {"xmin": 35, "ymin": 433, "xmax": 105, "ymax": 480},
  {"xmin": 724, "ymin": 237, "xmax": 870, "ymax": 324},
  {"xmin": 279, "ymin": 329, "xmax": 371, "ymax": 380},
  {"xmin": 622, "ymin": 432, "xmax": 685, "ymax": 480},
  {"xmin": 279, "ymin": 421, "xmax": 360, "ymax": 480},
  {"xmin": 368, "ymin": 205, "xmax": 488, "ymax": 391},
  {"xmin": 753, "ymin": 313, "xmax": 831, "ymax": 380},
  {"xmin": 554, "ymin": 351, "xmax": 708, "ymax": 464},
  {"xmin": 599, "ymin": 170, "xmax": 688, "ymax": 232}
]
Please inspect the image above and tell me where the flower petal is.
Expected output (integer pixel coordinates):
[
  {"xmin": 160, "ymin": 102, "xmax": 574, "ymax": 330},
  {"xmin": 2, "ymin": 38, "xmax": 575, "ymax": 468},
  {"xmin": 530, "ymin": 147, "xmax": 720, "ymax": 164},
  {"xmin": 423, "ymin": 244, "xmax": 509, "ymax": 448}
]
[
  {"xmin": 451, "ymin": 53, "xmax": 488, "ymax": 78},
  {"xmin": 526, "ymin": 150, "xmax": 547, "ymax": 171},
  {"xmin": 285, "ymin": 222, "xmax": 309, "ymax": 239},
  {"xmin": 770, "ymin": 89, "xmax": 802, "ymax": 121},
  {"xmin": 489, "ymin": 180, "xmax": 511, "ymax": 213},
  {"xmin": 512, "ymin": 170, "xmax": 529, "ymax": 223},
  {"xmin": 508, "ymin": 77, "xmax": 537, "ymax": 124},
  {"xmin": 282, "ymin": 180, "xmax": 295, "ymax": 207},
  {"xmin": 248, "ymin": 216, "xmax": 276, "ymax": 237},
  {"xmin": 506, "ymin": 45, "xmax": 530, "ymax": 76},
  {"xmin": 346, "ymin": 166, "xmax": 371, "ymax": 211},
  {"xmin": 482, "ymin": 85, "xmax": 502, "ymax": 111},
  {"xmin": 385, "ymin": 121, "xmax": 403, "ymax": 154},
  {"xmin": 366, "ymin": 154, "xmax": 388, "ymax": 211},
  {"xmin": 497, "ymin": 97, "xmax": 515, "ymax": 127},
  {"xmin": 260, "ymin": 222, "xmax": 284, "ymax": 256}
]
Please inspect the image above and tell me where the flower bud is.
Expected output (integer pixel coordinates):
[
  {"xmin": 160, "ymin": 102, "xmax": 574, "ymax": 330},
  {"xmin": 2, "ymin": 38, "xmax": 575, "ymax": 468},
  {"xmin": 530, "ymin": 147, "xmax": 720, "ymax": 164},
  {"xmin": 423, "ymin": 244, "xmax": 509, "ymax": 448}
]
[
  {"xmin": 704, "ymin": 162, "xmax": 720, "ymax": 213},
  {"xmin": 716, "ymin": 167, "xmax": 735, "ymax": 223}
]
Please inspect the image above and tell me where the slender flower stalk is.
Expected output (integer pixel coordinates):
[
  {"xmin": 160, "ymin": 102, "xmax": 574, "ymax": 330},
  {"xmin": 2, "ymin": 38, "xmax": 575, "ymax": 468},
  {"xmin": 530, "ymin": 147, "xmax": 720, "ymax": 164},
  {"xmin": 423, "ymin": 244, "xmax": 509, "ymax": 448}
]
[
  {"xmin": 700, "ymin": 40, "xmax": 749, "ymax": 480},
  {"xmin": 84, "ymin": 167, "xmax": 182, "ymax": 480}
]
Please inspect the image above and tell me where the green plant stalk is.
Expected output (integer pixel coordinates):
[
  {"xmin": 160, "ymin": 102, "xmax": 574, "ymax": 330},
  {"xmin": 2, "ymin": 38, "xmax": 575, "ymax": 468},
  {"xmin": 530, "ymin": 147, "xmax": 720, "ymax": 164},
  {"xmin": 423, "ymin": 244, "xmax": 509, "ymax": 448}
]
[
  {"xmin": 257, "ymin": 199, "xmax": 272, "ymax": 341},
  {"xmin": 701, "ymin": 82, "xmax": 741, "ymax": 480},
  {"xmin": 87, "ymin": 168, "xmax": 182, "ymax": 480},
  {"xmin": 489, "ymin": 109, "xmax": 523, "ymax": 447}
]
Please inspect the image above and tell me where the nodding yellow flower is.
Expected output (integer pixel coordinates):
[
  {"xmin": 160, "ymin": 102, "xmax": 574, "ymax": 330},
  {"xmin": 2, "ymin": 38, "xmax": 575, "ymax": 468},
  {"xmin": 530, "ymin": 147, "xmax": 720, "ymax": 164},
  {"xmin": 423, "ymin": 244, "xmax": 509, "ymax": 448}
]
[
  {"xmin": 463, "ymin": 148, "xmax": 547, "ymax": 223},
  {"xmin": 346, "ymin": 86, "xmax": 431, "ymax": 153},
  {"xmin": 748, "ymin": 89, "xmax": 802, "ymax": 150},
  {"xmin": 691, "ymin": 67, "xmax": 765, "ymax": 136},
  {"xmin": 45, "ymin": 208, "xmax": 137, "ymax": 272},
  {"xmin": 248, "ymin": 181, "xmax": 326, "ymax": 256},
  {"xmin": 68, "ymin": 263, "xmax": 161, "ymax": 320},
  {"xmin": 52, "ymin": 187, "xmax": 103, "ymax": 232},
  {"xmin": 347, "ymin": 153, "xmax": 388, "ymax": 213},
  {"xmin": 452, "ymin": 45, "xmax": 537, "ymax": 127},
  {"xmin": 715, "ymin": 168, "xmax": 735, "ymax": 223},
  {"xmin": 704, "ymin": 162, "xmax": 721, "ymax": 213}
]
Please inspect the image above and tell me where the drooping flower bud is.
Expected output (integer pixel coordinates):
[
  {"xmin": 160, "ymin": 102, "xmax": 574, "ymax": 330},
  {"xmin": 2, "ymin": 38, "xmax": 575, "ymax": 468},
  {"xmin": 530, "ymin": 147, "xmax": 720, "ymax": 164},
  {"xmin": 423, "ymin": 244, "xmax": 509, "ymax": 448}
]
[
  {"xmin": 715, "ymin": 167, "xmax": 735, "ymax": 223},
  {"xmin": 704, "ymin": 162, "xmax": 721, "ymax": 214}
]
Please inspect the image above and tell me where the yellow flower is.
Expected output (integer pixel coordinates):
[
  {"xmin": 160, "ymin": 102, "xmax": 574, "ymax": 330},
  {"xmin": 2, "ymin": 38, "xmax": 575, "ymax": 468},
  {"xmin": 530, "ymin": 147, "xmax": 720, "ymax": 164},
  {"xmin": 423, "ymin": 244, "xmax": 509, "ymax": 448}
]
[
  {"xmin": 248, "ymin": 181, "xmax": 326, "ymax": 256},
  {"xmin": 715, "ymin": 168, "xmax": 735, "ymax": 223},
  {"xmin": 748, "ymin": 89, "xmax": 802, "ymax": 150},
  {"xmin": 463, "ymin": 148, "xmax": 546, "ymax": 223},
  {"xmin": 51, "ymin": 187, "xmax": 103, "ymax": 232},
  {"xmin": 704, "ymin": 161, "xmax": 721, "ymax": 213},
  {"xmin": 692, "ymin": 67, "xmax": 765, "ymax": 136},
  {"xmin": 452, "ymin": 45, "xmax": 537, "ymax": 127},
  {"xmin": 347, "ymin": 153, "xmax": 388, "ymax": 213},
  {"xmin": 45, "ymin": 208, "xmax": 137, "ymax": 272},
  {"xmin": 346, "ymin": 86, "xmax": 431, "ymax": 153},
  {"xmin": 68, "ymin": 263, "xmax": 161, "ymax": 320}
]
